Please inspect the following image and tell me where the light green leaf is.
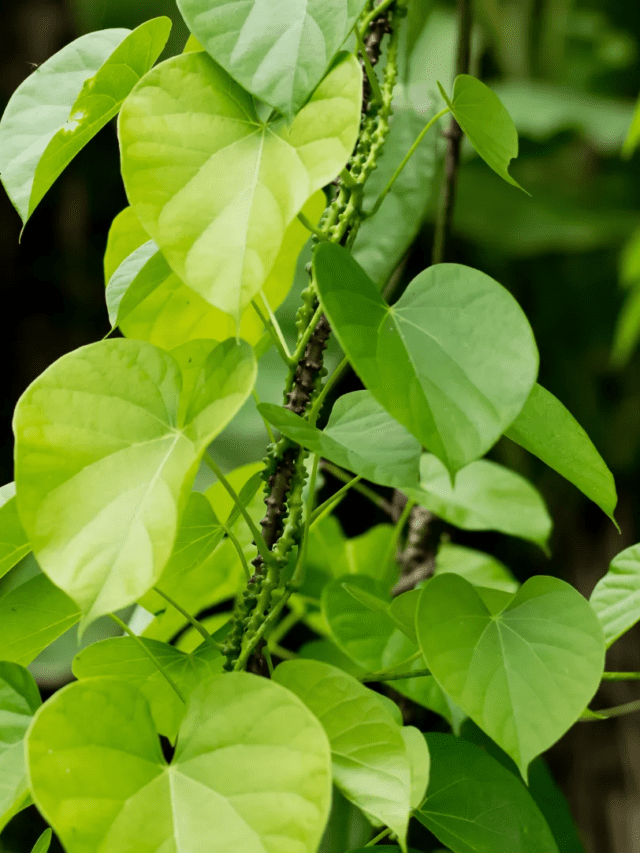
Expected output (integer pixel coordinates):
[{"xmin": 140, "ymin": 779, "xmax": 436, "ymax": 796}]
[
  {"xmin": 104, "ymin": 205, "xmax": 150, "ymax": 283},
  {"xmin": 119, "ymin": 51, "xmax": 361, "ymax": 324},
  {"xmin": 622, "ymin": 90, "xmax": 640, "ymax": 158},
  {"xmin": 0, "ymin": 495, "xmax": 30, "ymax": 581},
  {"xmin": 0, "ymin": 662, "xmax": 41, "ymax": 832},
  {"xmin": 416, "ymin": 574, "xmax": 605, "ymax": 777},
  {"xmin": 176, "ymin": 0, "xmax": 367, "ymax": 119},
  {"xmin": 0, "ymin": 561, "xmax": 79, "ymax": 665},
  {"xmin": 435, "ymin": 543, "xmax": 519, "ymax": 592},
  {"xmin": 392, "ymin": 659, "xmax": 465, "ymax": 732},
  {"xmin": 30, "ymin": 828, "xmax": 52, "ymax": 853},
  {"xmin": 0, "ymin": 21, "xmax": 171, "ymax": 225},
  {"xmin": 590, "ymin": 542, "xmax": 640, "ymax": 647},
  {"xmin": 401, "ymin": 726, "xmax": 430, "ymax": 810},
  {"xmin": 274, "ymin": 659, "xmax": 412, "ymax": 850},
  {"xmin": 505, "ymin": 383, "xmax": 617, "ymax": 523},
  {"xmin": 611, "ymin": 284, "xmax": 640, "ymax": 368},
  {"xmin": 407, "ymin": 454, "xmax": 552, "ymax": 550},
  {"xmin": 72, "ymin": 636, "xmax": 223, "ymax": 741},
  {"xmin": 27, "ymin": 674, "xmax": 332, "ymax": 853},
  {"xmin": 416, "ymin": 733, "xmax": 559, "ymax": 852},
  {"xmin": 14, "ymin": 338, "xmax": 256, "ymax": 625},
  {"xmin": 439, "ymin": 74, "xmax": 527, "ymax": 192},
  {"xmin": 108, "ymin": 192, "xmax": 325, "ymax": 350},
  {"xmin": 260, "ymin": 390, "xmax": 421, "ymax": 490},
  {"xmin": 314, "ymin": 245, "xmax": 539, "ymax": 474},
  {"xmin": 299, "ymin": 639, "xmax": 367, "ymax": 680}
]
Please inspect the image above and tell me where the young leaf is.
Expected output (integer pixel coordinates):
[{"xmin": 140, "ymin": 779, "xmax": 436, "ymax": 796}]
[
  {"xmin": 0, "ymin": 662, "xmax": 41, "ymax": 832},
  {"xmin": 107, "ymin": 192, "xmax": 325, "ymax": 350},
  {"xmin": 435, "ymin": 543, "xmax": 519, "ymax": 592},
  {"xmin": 505, "ymin": 383, "xmax": 617, "ymax": 524},
  {"xmin": 119, "ymin": 51, "xmax": 361, "ymax": 324},
  {"xmin": 438, "ymin": 74, "xmax": 527, "ymax": 193},
  {"xmin": 416, "ymin": 574, "xmax": 605, "ymax": 778},
  {"xmin": 274, "ymin": 659, "xmax": 413, "ymax": 850},
  {"xmin": 407, "ymin": 454, "xmax": 552, "ymax": 550},
  {"xmin": 27, "ymin": 674, "xmax": 332, "ymax": 853},
  {"xmin": 30, "ymin": 829, "xmax": 52, "ymax": 853},
  {"xmin": 314, "ymin": 245, "xmax": 539, "ymax": 474},
  {"xmin": 14, "ymin": 338, "xmax": 256, "ymax": 625},
  {"xmin": 260, "ymin": 390, "xmax": 421, "ymax": 490},
  {"xmin": 0, "ymin": 20, "xmax": 172, "ymax": 225},
  {"xmin": 416, "ymin": 733, "xmax": 559, "ymax": 852},
  {"xmin": 175, "ymin": 0, "xmax": 367, "ymax": 119},
  {"xmin": 72, "ymin": 635, "xmax": 223, "ymax": 742},
  {"xmin": 590, "ymin": 542, "xmax": 640, "ymax": 647},
  {"xmin": 0, "ymin": 494, "xmax": 30, "ymax": 581}
]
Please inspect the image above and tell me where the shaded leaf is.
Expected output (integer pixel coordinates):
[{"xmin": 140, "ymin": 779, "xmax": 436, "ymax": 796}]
[
  {"xmin": 435, "ymin": 543, "xmax": 518, "ymax": 592},
  {"xmin": 611, "ymin": 284, "xmax": 640, "ymax": 368},
  {"xmin": 30, "ymin": 829, "xmax": 52, "ymax": 853},
  {"xmin": 590, "ymin": 542, "xmax": 640, "ymax": 647},
  {"xmin": 401, "ymin": 726, "xmax": 430, "ymax": 810}
]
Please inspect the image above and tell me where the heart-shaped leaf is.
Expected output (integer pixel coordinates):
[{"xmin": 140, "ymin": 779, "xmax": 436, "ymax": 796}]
[
  {"xmin": 0, "ymin": 493, "xmax": 30, "ymax": 581},
  {"xmin": 0, "ymin": 663, "xmax": 41, "ymax": 832},
  {"xmin": 435, "ymin": 543, "xmax": 518, "ymax": 592},
  {"xmin": 14, "ymin": 338, "xmax": 256, "ymax": 625},
  {"xmin": 416, "ymin": 733, "xmax": 559, "ymax": 853},
  {"xmin": 73, "ymin": 635, "xmax": 224, "ymax": 741},
  {"xmin": 438, "ymin": 74, "xmax": 527, "ymax": 193},
  {"xmin": 119, "ymin": 50, "xmax": 361, "ymax": 323},
  {"xmin": 505, "ymin": 383, "xmax": 617, "ymax": 523},
  {"xmin": 590, "ymin": 542, "xmax": 640, "ymax": 647},
  {"xmin": 416, "ymin": 574, "xmax": 605, "ymax": 777},
  {"xmin": 407, "ymin": 454, "xmax": 552, "ymax": 549},
  {"xmin": 274, "ymin": 659, "xmax": 413, "ymax": 850},
  {"xmin": 0, "ymin": 20, "xmax": 171, "ymax": 225},
  {"xmin": 27, "ymin": 674, "xmax": 332, "ymax": 853},
  {"xmin": 176, "ymin": 0, "xmax": 367, "ymax": 119},
  {"xmin": 260, "ymin": 390, "xmax": 421, "ymax": 489},
  {"xmin": 314, "ymin": 245, "xmax": 538, "ymax": 474},
  {"xmin": 107, "ymin": 192, "xmax": 324, "ymax": 350}
]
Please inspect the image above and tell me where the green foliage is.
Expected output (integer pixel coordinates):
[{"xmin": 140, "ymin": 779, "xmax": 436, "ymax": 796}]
[
  {"xmin": 590, "ymin": 542, "xmax": 640, "ymax": 647},
  {"xmin": 30, "ymin": 829, "xmax": 52, "ymax": 853},
  {"xmin": 0, "ymin": 494, "xmax": 30, "ymax": 581}
]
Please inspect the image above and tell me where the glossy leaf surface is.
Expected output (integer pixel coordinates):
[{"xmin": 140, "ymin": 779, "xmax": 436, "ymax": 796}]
[
  {"xmin": 14, "ymin": 338, "xmax": 255, "ymax": 624},
  {"xmin": 416, "ymin": 733, "xmax": 559, "ymax": 852},
  {"xmin": 0, "ymin": 21, "xmax": 171, "ymax": 224},
  {"xmin": 27, "ymin": 674, "xmax": 332, "ymax": 853},
  {"xmin": 417, "ymin": 574, "xmax": 605, "ymax": 776},
  {"xmin": 590, "ymin": 542, "xmax": 640, "ymax": 647},
  {"xmin": 314, "ymin": 245, "xmax": 538, "ymax": 473},
  {"xmin": 440, "ymin": 74, "xmax": 526, "ymax": 192},
  {"xmin": 0, "ymin": 663, "xmax": 41, "ymax": 832},
  {"xmin": 408, "ymin": 454, "xmax": 552, "ymax": 549},
  {"xmin": 505, "ymin": 383, "xmax": 617, "ymax": 523},
  {"xmin": 274, "ymin": 659, "xmax": 412, "ymax": 849},
  {"xmin": 260, "ymin": 390, "xmax": 421, "ymax": 489},
  {"xmin": 176, "ymin": 0, "xmax": 367, "ymax": 118},
  {"xmin": 120, "ymin": 51, "xmax": 361, "ymax": 323}
]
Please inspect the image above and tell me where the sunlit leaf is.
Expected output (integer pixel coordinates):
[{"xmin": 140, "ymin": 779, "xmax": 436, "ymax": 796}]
[
  {"xmin": 401, "ymin": 726, "xmax": 430, "ymax": 810},
  {"xmin": 103, "ymin": 205, "xmax": 150, "ymax": 282},
  {"xmin": 119, "ymin": 51, "xmax": 361, "ymax": 324},
  {"xmin": 314, "ymin": 245, "xmax": 538, "ymax": 474},
  {"xmin": 590, "ymin": 542, "xmax": 640, "ymax": 647},
  {"xmin": 0, "ymin": 493, "xmax": 30, "ymax": 582}
]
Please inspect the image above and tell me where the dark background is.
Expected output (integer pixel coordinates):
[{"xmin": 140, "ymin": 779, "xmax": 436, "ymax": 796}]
[{"xmin": 2, "ymin": 0, "xmax": 640, "ymax": 850}]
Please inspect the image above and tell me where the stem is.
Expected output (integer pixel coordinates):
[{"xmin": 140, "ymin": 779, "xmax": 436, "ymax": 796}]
[
  {"xmin": 340, "ymin": 168, "xmax": 358, "ymax": 190},
  {"xmin": 291, "ymin": 453, "xmax": 320, "ymax": 586},
  {"xmin": 263, "ymin": 643, "xmax": 275, "ymax": 676},
  {"xmin": 250, "ymin": 299, "xmax": 291, "ymax": 365},
  {"xmin": 297, "ymin": 211, "xmax": 329, "ymax": 242},
  {"xmin": 223, "ymin": 523, "xmax": 252, "ymax": 580},
  {"xmin": 152, "ymin": 586, "xmax": 220, "ymax": 647},
  {"xmin": 359, "ymin": 0, "xmax": 396, "ymax": 33},
  {"xmin": 366, "ymin": 827, "xmax": 393, "ymax": 846},
  {"xmin": 307, "ymin": 356, "xmax": 350, "ymax": 425},
  {"xmin": 310, "ymin": 474, "xmax": 363, "ymax": 525},
  {"xmin": 581, "ymin": 700, "xmax": 640, "ymax": 721},
  {"xmin": 267, "ymin": 605, "xmax": 304, "ymax": 647},
  {"xmin": 233, "ymin": 585, "xmax": 296, "ymax": 671},
  {"xmin": 108, "ymin": 613, "xmax": 186, "ymax": 703},
  {"xmin": 319, "ymin": 459, "xmax": 392, "ymax": 513},
  {"xmin": 203, "ymin": 454, "xmax": 271, "ymax": 564},
  {"xmin": 362, "ymin": 666, "xmax": 432, "ymax": 683},
  {"xmin": 602, "ymin": 672, "xmax": 640, "ymax": 681},
  {"xmin": 291, "ymin": 303, "xmax": 324, "ymax": 366},
  {"xmin": 382, "ymin": 496, "xmax": 414, "ymax": 577},
  {"xmin": 355, "ymin": 26, "xmax": 384, "ymax": 106},
  {"xmin": 252, "ymin": 389, "xmax": 276, "ymax": 443},
  {"xmin": 366, "ymin": 106, "xmax": 450, "ymax": 219},
  {"xmin": 359, "ymin": 649, "xmax": 423, "ymax": 682}
]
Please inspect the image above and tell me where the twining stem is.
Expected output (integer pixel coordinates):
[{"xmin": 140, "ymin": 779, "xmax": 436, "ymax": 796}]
[
  {"xmin": 223, "ymin": 523, "xmax": 252, "ymax": 580},
  {"xmin": 108, "ymin": 613, "xmax": 186, "ymax": 703},
  {"xmin": 250, "ymin": 299, "xmax": 291, "ymax": 365},
  {"xmin": 310, "ymin": 472, "xmax": 363, "ymax": 525},
  {"xmin": 602, "ymin": 672, "xmax": 640, "ymax": 680},
  {"xmin": 152, "ymin": 586, "xmax": 219, "ymax": 647},
  {"xmin": 366, "ymin": 106, "xmax": 451, "ymax": 219},
  {"xmin": 359, "ymin": 0, "xmax": 397, "ymax": 33},
  {"xmin": 366, "ymin": 826, "xmax": 393, "ymax": 846},
  {"xmin": 297, "ymin": 211, "xmax": 329, "ymax": 242},
  {"xmin": 307, "ymin": 355, "xmax": 350, "ymax": 425}
]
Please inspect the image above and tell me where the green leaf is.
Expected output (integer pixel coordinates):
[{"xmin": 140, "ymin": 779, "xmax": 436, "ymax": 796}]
[
  {"xmin": 30, "ymin": 828, "xmax": 52, "ymax": 853},
  {"xmin": 0, "ymin": 20, "xmax": 171, "ymax": 225},
  {"xmin": 299, "ymin": 639, "xmax": 367, "ymax": 680},
  {"xmin": 0, "ymin": 494, "xmax": 30, "ymax": 582},
  {"xmin": 416, "ymin": 733, "xmax": 560, "ymax": 852},
  {"xmin": 416, "ymin": 574, "xmax": 605, "ymax": 777},
  {"xmin": 260, "ymin": 390, "xmax": 421, "ymax": 490},
  {"xmin": 319, "ymin": 786, "xmax": 372, "ymax": 853},
  {"xmin": 27, "ymin": 674, "xmax": 332, "ymax": 853},
  {"xmin": 104, "ymin": 205, "xmax": 151, "ymax": 283},
  {"xmin": 14, "ymin": 338, "xmax": 256, "ymax": 625},
  {"xmin": 314, "ymin": 245, "xmax": 539, "ymax": 474},
  {"xmin": 401, "ymin": 726, "xmax": 430, "ymax": 810},
  {"xmin": 622, "ymin": 90, "xmax": 640, "ymax": 158},
  {"xmin": 611, "ymin": 284, "xmax": 640, "ymax": 368},
  {"xmin": 407, "ymin": 454, "xmax": 552, "ymax": 550},
  {"xmin": 0, "ymin": 663, "xmax": 41, "ymax": 832},
  {"xmin": 505, "ymin": 383, "xmax": 617, "ymax": 523},
  {"xmin": 108, "ymin": 192, "xmax": 325, "ymax": 350},
  {"xmin": 439, "ymin": 74, "xmax": 527, "ymax": 193},
  {"xmin": 0, "ymin": 562, "xmax": 79, "ymax": 665},
  {"xmin": 176, "ymin": 0, "xmax": 367, "ymax": 119},
  {"xmin": 274, "ymin": 659, "xmax": 413, "ymax": 850},
  {"xmin": 435, "ymin": 543, "xmax": 519, "ymax": 592},
  {"xmin": 119, "ymin": 51, "xmax": 361, "ymax": 324},
  {"xmin": 72, "ymin": 636, "xmax": 223, "ymax": 742},
  {"xmin": 589, "ymin": 542, "xmax": 640, "ymax": 647}
]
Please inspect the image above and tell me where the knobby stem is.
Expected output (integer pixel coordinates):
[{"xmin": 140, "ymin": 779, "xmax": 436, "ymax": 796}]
[
  {"xmin": 359, "ymin": 0, "xmax": 397, "ymax": 34},
  {"xmin": 152, "ymin": 586, "xmax": 220, "ymax": 647},
  {"xmin": 233, "ymin": 584, "xmax": 297, "ymax": 671},
  {"xmin": 291, "ymin": 302, "xmax": 325, "ymax": 365},
  {"xmin": 291, "ymin": 453, "xmax": 320, "ymax": 587},
  {"xmin": 108, "ymin": 613, "xmax": 186, "ymax": 703},
  {"xmin": 355, "ymin": 26, "xmax": 384, "ymax": 106},
  {"xmin": 297, "ymin": 211, "xmax": 329, "ymax": 242},
  {"xmin": 365, "ymin": 106, "xmax": 451, "ymax": 220}
]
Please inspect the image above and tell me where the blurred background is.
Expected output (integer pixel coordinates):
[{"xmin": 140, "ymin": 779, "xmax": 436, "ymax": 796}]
[{"xmin": 1, "ymin": 0, "xmax": 640, "ymax": 850}]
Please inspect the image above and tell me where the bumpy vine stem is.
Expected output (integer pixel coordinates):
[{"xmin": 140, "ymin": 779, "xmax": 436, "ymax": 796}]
[{"xmin": 223, "ymin": 1, "xmax": 406, "ymax": 672}]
